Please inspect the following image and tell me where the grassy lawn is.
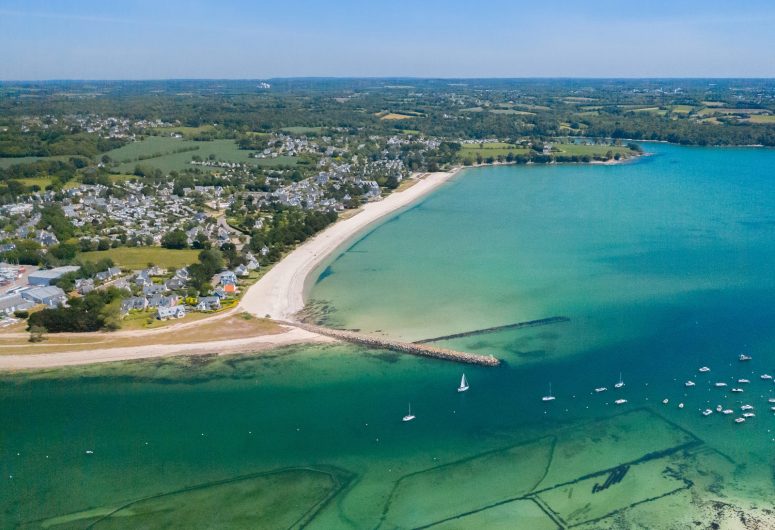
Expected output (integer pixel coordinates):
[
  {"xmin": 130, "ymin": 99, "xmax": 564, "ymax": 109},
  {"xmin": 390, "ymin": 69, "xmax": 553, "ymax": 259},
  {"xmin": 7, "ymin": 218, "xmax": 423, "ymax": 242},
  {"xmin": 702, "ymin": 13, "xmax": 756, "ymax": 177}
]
[
  {"xmin": 78, "ymin": 247, "xmax": 201, "ymax": 270},
  {"xmin": 152, "ymin": 125, "xmax": 216, "ymax": 137},
  {"xmin": 551, "ymin": 143, "xmax": 636, "ymax": 157},
  {"xmin": 697, "ymin": 107, "xmax": 771, "ymax": 116},
  {"xmin": 670, "ymin": 105, "xmax": 694, "ymax": 114},
  {"xmin": 459, "ymin": 143, "xmax": 530, "ymax": 160},
  {"xmin": 254, "ymin": 155, "xmax": 299, "ymax": 167},
  {"xmin": 458, "ymin": 142, "xmax": 636, "ymax": 161},
  {"xmin": 490, "ymin": 109, "xmax": 535, "ymax": 115},
  {"xmin": 103, "ymin": 137, "xmax": 294, "ymax": 173},
  {"xmin": 16, "ymin": 176, "xmax": 54, "ymax": 188},
  {"xmin": 745, "ymin": 115, "xmax": 775, "ymax": 124},
  {"xmin": 378, "ymin": 112, "xmax": 416, "ymax": 120}
]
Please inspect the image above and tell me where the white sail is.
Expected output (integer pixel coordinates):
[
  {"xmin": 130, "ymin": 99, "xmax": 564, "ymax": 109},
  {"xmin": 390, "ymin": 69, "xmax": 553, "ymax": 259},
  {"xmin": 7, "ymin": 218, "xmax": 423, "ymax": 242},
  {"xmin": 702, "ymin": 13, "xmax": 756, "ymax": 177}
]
[{"xmin": 458, "ymin": 373, "xmax": 469, "ymax": 392}]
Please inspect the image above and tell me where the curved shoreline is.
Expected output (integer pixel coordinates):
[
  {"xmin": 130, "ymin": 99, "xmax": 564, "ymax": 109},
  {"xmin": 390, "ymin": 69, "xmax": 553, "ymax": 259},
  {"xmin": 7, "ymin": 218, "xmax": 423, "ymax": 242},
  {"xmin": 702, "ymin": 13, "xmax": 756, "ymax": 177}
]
[{"xmin": 239, "ymin": 169, "xmax": 462, "ymax": 321}]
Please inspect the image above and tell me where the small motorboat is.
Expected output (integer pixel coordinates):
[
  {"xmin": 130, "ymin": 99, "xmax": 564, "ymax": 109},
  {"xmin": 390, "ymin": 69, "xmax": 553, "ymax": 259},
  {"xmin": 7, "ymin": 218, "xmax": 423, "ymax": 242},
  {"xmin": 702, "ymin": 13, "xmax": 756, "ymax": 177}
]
[
  {"xmin": 678, "ymin": 402, "xmax": 685, "ymax": 409},
  {"xmin": 769, "ymin": 398, "xmax": 775, "ymax": 403},
  {"xmin": 739, "ymin": 354, "xmax": 752, "ymax": 361},
  {"xmin": 614, "ymin": 399, "xmax": 627, "ymax": 405},
  {"xmin": 731, "ymin": 388, "xmax": 744, "ymax": 393},
  {"xmin": 402, "ymin": 403, "xmax": 415, "ymax": 422},
  {"xmin": 735, "ymin": 417, "xmax": 746, "ymax": 424},
  {"xmin": 760, "ymin": 374, "xmax": 773, "ymax": 380},
  {"xmin": 542, "ymin": 383, "xmax": 556, "ymax": 402},
  {"xmin": 699, "ymin": 367, "xmax": 710, "ymax": 373},
  {"xmin": 738, "ymin": 379, "xmax": 750, "ymax": 384},
  {"xmin": 715, "ymin": 405, "xmax": 723, "ymax": 412},
  {"xmin": 722, "ymin": 409, "xmax": 734, "ymax": 415},
  {"xmin": 662, "ymin": 398, "xmax": 669, "ymax": 404},
  {"xmin": 741, "ymin": 404, "xmax": 754, "ymax": 411},
  {"xmin": 743, "ymin": 412, "xmax": 755, "ymax": 418},
  {"xmin": 685, "ymin": 381, "xmax": 696, "ymax": 387},
  {"xmin": 702, "ymin": 409, "xmax": 713, "ymax": 416},
  {"xmin": 714, "ymin": 382, "xmax": 727, "ymax": 387},
  {"xmin": 594, "ymin": 387, "xmax": 607, "ymax": 393}
]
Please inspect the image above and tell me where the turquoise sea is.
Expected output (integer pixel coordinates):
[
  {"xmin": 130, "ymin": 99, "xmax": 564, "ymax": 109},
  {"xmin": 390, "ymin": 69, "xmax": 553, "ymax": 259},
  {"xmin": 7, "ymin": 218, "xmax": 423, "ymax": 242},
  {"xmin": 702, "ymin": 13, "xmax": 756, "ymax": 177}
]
[{"xmin": 3, "ymin": 143, "xmax": 775, "ymax": 528}]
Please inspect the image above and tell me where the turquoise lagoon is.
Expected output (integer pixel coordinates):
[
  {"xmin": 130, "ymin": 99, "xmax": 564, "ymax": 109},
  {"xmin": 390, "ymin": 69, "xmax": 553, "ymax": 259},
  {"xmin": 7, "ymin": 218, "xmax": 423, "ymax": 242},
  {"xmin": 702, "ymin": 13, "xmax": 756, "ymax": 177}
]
[{"xmin": 3, "ymin": 143, "xmax": 775, "ymax": 528}]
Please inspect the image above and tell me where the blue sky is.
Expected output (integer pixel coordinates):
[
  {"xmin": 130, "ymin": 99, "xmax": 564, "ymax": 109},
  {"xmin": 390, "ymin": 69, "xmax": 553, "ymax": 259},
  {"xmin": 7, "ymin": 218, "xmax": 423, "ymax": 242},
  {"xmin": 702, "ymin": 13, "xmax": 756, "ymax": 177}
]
[{"xmin": 1, "ymin": 0, "xmax": 774, "ymax": 79}]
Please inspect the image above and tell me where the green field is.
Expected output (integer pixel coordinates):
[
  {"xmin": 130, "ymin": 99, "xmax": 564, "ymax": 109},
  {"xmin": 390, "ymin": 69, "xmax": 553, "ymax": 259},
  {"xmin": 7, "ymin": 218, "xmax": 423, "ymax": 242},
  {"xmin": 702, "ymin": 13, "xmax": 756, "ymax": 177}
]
[
  {"xmin": 490, "ymin": 109, "xmax": 535, "ymax": 115},
  {"xmin": 458, "ymin": 142, "xmax": 635, "ymax": 161},
  {"xmin": 551, "ymin": 143, "xmax": 636, "ymax": 157},
  {"xmin": 458, "ymin": 143, "xmax": 529, "ymax": 160},
  {"xmin": 151, "ymin": 125, "xmax": 217, "ymax": 138},
  {"xmin": 670, "ymin": 105, "xmax": 694, "ymax": 114},
  {"xmin": 745, "ymin": 114, "xmax": 775, "ymax": 124},
  {"xmin": 104, "ymin": 137, "xmax": 298, "ymax": 173},
  {"xmin": 0, "ymin": 155, "xmax": 71, "ymax": 169},
  {"xmin": 78, "ymin": 247, "xmax": 201, "ymax": 270}
]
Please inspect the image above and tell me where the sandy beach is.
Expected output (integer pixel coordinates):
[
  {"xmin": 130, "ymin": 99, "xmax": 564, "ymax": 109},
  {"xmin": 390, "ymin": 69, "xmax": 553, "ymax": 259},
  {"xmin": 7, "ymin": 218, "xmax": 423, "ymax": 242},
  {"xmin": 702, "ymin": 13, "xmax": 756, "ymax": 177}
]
[
  {"xmin": 239, "ymin": 169, "xmax": 461, "ymax": 320},
  {"xmin": 0, "ymin": 169, "xmax": 460, "ymax": 370},
  {"xmin": 0, "ymin": 326, "xmax": 333, "ymax": 370}
]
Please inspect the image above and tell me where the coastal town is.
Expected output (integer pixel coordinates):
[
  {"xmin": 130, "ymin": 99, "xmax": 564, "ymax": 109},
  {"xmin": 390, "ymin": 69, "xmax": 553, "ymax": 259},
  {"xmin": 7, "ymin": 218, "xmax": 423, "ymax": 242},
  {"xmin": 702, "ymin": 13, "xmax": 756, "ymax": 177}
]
[{"xmin": 4, "ymin": 1, "xmax": 775, "ymax": 528}]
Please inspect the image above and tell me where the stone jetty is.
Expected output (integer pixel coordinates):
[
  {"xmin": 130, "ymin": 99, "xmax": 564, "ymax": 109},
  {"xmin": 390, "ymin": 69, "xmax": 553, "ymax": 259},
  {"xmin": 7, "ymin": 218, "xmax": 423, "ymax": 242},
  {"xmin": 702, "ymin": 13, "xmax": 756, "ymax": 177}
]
[
  {"xmin": 413, "ymin": 316, "xmax": 570, "ymax": 344},
  {"xmin": 284, "ymin": 321, "xmax": 501, "ymax": 366}
]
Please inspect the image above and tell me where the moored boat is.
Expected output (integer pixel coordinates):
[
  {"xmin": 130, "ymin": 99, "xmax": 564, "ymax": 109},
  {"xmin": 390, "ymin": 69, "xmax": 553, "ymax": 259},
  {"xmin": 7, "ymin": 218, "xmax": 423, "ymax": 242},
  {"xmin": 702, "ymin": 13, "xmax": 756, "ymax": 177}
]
[
  {"xmin": 739, "ymin": 354, "xmax": 752, "ymax": 361},
  {"xmin": 699, "ymin": 366, "xmax": 710, "ymax": 373},
  {"xmin": 542, "ymin": 383, "xmax": 556, "ymax": 402},
  {"xmin": 402, "ymin": 403, "xmax": 415, "ymax": 422},
  {"xmin": 735, "ymin": 417, "xmax": 746, "ymax": 424},
  {"xmin": 614, "ymin": 399, "xmax": 627, "ymax": 405},
  {"xmin": 685, "ymin": 380, "xmax": 696, "ymax": 387},
  {"xmin": 702, "ymin": 409, "xmax": 713, "ymax": 416}
]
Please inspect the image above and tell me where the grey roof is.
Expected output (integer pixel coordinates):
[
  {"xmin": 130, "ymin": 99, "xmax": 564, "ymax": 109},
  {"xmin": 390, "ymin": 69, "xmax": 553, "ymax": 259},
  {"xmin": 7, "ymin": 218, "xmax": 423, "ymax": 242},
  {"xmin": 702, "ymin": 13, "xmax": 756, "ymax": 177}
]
[
  {"xmin": 21, "ymin": 286, "xmax": 66, "ymax": 302},
  {"xmin": 28, "ymin": 266, "xmax": 80, "ymax": 280},
  {"xmin": 0, "ymin": 294, "xmax": 31, "ymax": 311}
]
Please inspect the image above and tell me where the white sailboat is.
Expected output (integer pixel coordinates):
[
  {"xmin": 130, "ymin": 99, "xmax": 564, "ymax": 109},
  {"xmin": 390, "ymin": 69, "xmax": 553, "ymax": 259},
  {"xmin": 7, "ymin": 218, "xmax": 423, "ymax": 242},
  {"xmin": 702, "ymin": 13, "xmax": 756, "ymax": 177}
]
[
  {"xmin": 542, "ymin": 383, "xmax": 556, "ymax": 402},
  {"xmin": 402, "ymin": 403, "xmax": 415, "ymax": 422},
  {"xmin": 614, "ymin": 372, "xmax": 625, "ymax": 389},
  {"xmin": 457, "ymin": 373, "xmax": 469, "ymax": 393}
]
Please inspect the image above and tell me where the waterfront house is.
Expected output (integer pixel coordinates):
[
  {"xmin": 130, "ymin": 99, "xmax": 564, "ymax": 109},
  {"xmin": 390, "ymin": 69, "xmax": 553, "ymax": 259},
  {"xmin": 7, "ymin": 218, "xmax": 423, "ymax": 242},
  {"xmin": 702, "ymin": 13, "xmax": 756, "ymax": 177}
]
[
  {"xmin": 196, "ymin": 296, "xmax": 221, "ymax": 311},
  {"xmin": 219, "ymin": 271, "xmax": 238, "ymax": 285},
  {"xmin": 156, "ymin": 306, "xmax": 186, "ymax": 320},
  {"xmin": 120, "ymin": 296, "xmax": 148, "ymax": 314}
]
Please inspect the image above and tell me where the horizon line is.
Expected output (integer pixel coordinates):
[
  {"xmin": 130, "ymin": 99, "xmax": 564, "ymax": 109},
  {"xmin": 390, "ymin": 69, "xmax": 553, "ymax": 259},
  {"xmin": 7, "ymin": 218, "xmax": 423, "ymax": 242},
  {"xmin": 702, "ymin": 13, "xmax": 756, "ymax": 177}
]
[{"xmin": 2, "ymin": 76, "xmax": 775, "ymax": 83}]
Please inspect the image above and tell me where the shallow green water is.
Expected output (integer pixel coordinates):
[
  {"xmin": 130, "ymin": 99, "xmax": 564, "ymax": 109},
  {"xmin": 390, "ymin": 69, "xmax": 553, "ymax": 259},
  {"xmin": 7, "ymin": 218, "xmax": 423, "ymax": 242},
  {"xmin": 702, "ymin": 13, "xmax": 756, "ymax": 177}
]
[{"xmin": 4, "ymin": 143, "xmax": 775, "ymax": 528}]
